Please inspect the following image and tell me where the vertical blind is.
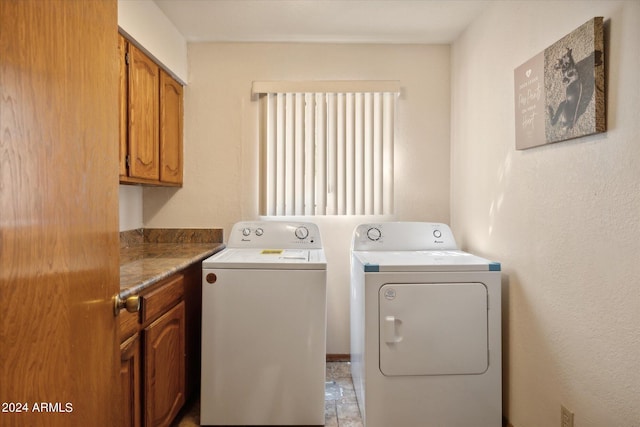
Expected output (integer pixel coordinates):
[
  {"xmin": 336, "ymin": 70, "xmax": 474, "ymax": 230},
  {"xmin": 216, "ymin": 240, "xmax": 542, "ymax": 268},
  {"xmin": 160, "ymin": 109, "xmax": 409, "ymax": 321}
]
[{"xmin": 254, "ymin": 81, "xmax": 400, "ymax": 216}]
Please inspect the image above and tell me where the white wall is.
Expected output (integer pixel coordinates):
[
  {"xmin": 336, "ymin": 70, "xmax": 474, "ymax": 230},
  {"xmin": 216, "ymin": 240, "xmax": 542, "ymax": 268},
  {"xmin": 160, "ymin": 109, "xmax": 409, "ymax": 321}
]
[
  {"xmin": 117, "ymin": 0, "xmax": 188, "ymax": 231},
  {"xmin": 451, "ymin": 2, "xmax": 640, "ymax": 426},
  {"xmin": 143, "ymin": 42, "xmax": 452, "ymax": 353},
  {"xmin": 117, "ymin": 0, "xmax": 188, "ymax": 82},
  {"xmin": 119, "ymin": 186, "xmax": 143, "ymax": 231}
]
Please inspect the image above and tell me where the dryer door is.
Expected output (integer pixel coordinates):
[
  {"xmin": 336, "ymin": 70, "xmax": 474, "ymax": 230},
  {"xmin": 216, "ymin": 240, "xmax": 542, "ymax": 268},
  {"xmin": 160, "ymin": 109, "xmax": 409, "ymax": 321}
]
[{"xmin": 379, "ymin": 282, "xmax": 488, "ymax": 376}]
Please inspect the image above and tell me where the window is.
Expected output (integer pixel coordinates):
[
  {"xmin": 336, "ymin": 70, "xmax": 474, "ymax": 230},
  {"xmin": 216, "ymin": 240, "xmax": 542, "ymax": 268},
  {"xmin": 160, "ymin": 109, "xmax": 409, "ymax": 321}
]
[{"xmin": 253, "ymin": 81, "xmax": 399, "ymax": 216}]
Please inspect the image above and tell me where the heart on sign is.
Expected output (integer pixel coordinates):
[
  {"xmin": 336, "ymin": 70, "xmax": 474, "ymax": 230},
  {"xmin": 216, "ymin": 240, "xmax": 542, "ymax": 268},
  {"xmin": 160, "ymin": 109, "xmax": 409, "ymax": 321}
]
[{"xmin": 525, "ymin": 69, "xmax": 532, "ymax": 78}]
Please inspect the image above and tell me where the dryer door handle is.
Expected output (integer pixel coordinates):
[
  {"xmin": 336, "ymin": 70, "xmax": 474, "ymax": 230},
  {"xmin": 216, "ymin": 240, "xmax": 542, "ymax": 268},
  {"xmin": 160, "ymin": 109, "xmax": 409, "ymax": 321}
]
[{"xmin": 383, "ymin": 316, "xmax": 403, "ymax": 344}]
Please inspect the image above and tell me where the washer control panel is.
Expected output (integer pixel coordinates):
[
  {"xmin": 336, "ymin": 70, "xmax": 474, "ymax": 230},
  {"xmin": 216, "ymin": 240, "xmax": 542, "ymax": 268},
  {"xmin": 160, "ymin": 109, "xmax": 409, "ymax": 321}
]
[
  {"xmin": 228, "ymin": 221, "xmax": 322, "ymax": 249},
  {"xmin": 366, "ymin": 227, "xmax": 382, "ymax": 241},
  {"xmin": 352, "ymin": 222, "xmax": 458, "ymax": 251}
]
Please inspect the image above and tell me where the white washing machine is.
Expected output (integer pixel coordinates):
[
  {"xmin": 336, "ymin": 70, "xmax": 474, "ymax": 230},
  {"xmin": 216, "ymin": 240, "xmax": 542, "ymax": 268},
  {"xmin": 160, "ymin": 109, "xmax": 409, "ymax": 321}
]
[
  {"xmin": 201, "ymin": 221, "xmax": 327, "ymax": 426},
  {"xmin": 350, "ymin": 222, "xmax": 502, "ymax": 427}
]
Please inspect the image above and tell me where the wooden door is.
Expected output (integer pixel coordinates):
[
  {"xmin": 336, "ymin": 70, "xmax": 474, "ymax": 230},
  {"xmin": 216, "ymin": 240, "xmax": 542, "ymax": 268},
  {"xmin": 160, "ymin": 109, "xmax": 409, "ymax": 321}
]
[
  {"xmin": 159, "ymin": 70, "xmax": 184, "ymax": 184},
  {"xmin": 0, "ymin": 0, "xmax": 121, "ymax": 426},
  {"xmin": 128, "ymin": 44, "xmax": 160, "ymax": 181}
]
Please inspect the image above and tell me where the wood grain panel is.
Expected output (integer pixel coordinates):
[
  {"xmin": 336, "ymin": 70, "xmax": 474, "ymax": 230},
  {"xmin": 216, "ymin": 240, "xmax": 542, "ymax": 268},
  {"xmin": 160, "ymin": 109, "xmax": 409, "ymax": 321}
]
[
  {"xmin": 159, "ymin": 70, "xmax": 183, "ymax": 184},
  {"xmin": 0, "ymin": 0, "xmax": 120, "ymax": 426},
  {"xmin": 128, "ymin": 44, "xmax": 160, "ymax": 180},
  {"xmin": 144, "ymin": 302, "xmax": 186, "ymax": 427},
  {"xmin": 120, "ymin": 307, "xmax": 141, "ymax": 342},
  {"xmin": 119, "ymin": 34, "xmax": 129, "ymax": 177},
  {"xmin": 141, "ymin": 274, "xmax": 185, "ymax": 325},
  {"xmin": 121, "ymin": 334, "xmax": 142, "ymax": 427}
]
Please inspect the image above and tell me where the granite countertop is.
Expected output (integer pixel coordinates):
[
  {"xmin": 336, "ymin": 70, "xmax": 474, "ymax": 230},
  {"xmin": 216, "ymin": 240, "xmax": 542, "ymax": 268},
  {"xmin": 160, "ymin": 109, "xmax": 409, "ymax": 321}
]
[{"xmin": 119, "ymin": 228, "xmax": 225, "ymax": 298}]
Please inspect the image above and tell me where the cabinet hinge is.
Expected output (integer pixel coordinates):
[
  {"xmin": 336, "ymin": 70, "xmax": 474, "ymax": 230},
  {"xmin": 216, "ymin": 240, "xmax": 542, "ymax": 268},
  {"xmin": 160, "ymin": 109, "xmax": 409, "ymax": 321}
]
[
  {"xmin": 125, "ymin": 52, "xmax": 130, "ymax": 65},
  {"xmin": 126, "ymin": 154, "xmax": 131, "ymax": 168}
]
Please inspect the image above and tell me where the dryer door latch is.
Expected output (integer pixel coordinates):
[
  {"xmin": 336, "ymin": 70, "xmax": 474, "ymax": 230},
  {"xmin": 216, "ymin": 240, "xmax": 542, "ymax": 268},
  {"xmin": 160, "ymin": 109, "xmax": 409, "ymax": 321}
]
[{"xmin": 383, "ymin": 316, "xmax": 403, "ymax": 344}]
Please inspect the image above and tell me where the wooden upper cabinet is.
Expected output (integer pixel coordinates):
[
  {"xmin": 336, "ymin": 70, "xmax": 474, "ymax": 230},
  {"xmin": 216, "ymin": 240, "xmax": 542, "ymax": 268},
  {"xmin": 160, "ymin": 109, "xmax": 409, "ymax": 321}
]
[
  {"xmin": 119, "ymin": 36, "xmax": 184, "ymax": 187},
  {"xmin": 160, "ymin": 70, "xmax": 183, "ymax": 184},
  {"xmin": 118, "ymin": 34, "xmax": 128, "ymax": 178},
  {"xmin": 128, "ymin": 44, "xmax": 160, "ymax": 181}
]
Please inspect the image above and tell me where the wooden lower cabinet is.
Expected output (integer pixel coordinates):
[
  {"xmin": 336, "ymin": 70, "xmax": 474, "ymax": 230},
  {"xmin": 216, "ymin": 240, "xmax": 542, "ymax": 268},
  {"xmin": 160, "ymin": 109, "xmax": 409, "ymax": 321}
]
[
  {"xmin": 121, "ymin": 334, "xmax": 142, "ymax": 427},
  {"xmin": 144, "ymin": 301, "xmax": 186, "ymax": 427},
  {"xmin": 120, "ymin": 265, "xmax": 200, "ymax": 427}
]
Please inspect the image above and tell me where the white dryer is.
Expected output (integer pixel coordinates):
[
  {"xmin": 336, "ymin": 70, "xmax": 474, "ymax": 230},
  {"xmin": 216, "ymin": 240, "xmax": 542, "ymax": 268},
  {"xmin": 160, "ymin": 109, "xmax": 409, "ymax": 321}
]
[
  {"xmin": 201, "ymin": 221, "xmax": 327, "ymax": 426},
  {"xmin": 350, "ymin": 222, "xmax": 502, "ymax": 427}
]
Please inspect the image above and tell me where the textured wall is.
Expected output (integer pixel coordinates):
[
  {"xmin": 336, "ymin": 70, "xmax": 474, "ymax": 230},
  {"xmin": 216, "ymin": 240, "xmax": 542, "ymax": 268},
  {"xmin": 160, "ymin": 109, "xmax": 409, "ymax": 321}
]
[
  {"xmin": 117, "ymin": 0, "xmax": 188, "ymax": 82},
  {"xmin": 451, "ymin": 2, "xmax": 640, "ymax": 426},
  {"xmin": 118, "ymin": 0, "xmax": 188, "ymax": 231},
  {"xmin": 143, "ymin": 42, "xmax": 452, "ymax": 353}
]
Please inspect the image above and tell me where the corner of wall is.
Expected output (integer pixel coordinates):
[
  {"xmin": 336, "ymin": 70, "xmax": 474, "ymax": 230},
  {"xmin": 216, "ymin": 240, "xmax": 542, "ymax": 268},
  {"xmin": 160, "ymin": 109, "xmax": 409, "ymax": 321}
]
[{"xmin": 117, "ymin": 0, "xmax": 188, "ymax": 82}]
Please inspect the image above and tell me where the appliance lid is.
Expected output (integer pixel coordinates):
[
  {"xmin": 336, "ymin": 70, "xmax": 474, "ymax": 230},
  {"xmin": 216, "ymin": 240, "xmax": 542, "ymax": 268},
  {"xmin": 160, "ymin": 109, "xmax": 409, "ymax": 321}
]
[
  {"xmin": 353, "ymin": 250, "xmax": 501, "ymax": 272},
  {"xmin": 202, "ymin": 248, "xmax": 327, "ymax": 270}
]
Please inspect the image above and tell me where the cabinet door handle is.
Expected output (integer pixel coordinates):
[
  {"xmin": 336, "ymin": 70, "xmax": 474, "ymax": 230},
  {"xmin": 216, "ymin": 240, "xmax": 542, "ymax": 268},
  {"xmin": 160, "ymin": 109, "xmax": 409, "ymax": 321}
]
[{"xmin": 114, "ymin": 294, "xmax": 140, "ymax": 316}]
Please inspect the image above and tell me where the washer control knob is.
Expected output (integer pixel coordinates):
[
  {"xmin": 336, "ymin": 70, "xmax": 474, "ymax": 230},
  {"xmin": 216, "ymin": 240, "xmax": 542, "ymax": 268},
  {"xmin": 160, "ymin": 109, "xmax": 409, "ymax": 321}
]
[
  {"xmin": 242, "ymin": 227, "xmax": 251, "ymax": 237},
  {"xmin": 294, "ymin": 226, "xmax": 309, "ymax": 240},
  {"xmin": 255, "ymin": 228, "xmax": 264, "ymax": 236},
  {"xmin": 433, "ymin": 229, "xmax": 442, "ymax": 238},
  {"xmin": 367, "ymin": 227, "xmax": 382, "ymax": 241}
]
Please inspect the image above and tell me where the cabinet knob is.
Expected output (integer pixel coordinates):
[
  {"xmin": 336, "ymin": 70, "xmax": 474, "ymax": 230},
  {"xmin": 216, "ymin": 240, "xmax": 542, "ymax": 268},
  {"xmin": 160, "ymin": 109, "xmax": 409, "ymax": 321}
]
[{"xmin": 114, "ymin": 294, "xmax": 140, "ymax": 316}]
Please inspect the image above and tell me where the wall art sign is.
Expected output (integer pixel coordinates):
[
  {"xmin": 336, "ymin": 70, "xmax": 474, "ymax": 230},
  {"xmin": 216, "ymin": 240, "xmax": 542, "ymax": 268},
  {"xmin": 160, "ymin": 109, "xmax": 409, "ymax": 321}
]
[{"xmin": 514, "ymin": 17, "xmax": 605, "ymax": 150}]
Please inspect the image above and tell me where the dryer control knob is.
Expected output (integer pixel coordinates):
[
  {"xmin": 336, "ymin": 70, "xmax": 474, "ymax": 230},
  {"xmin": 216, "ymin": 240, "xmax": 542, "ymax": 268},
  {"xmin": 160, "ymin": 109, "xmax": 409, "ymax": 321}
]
[
  {"xmin": 242, "ymin": 227, "xmax": 251, "ymax": 237},
  {"xmin": 294, "ymin": 226, "xmax": 309, "ymax": 240},
  {"xmin": 367, "ymin": 227, "xmax": 382, "ymax": 241},
  {"xmin": 255, "ymin": 228, "xmax": 264, "ymax": 236},
  {"xmin": 433, "ymin": 229, "xmax": 442, "ymax": 238}
]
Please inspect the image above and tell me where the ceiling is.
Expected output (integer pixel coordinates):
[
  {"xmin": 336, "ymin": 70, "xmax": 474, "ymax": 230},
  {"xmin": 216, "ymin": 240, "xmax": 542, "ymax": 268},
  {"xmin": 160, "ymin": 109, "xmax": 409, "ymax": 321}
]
[{"xmin": 153, "ymin": 0, "xmax": 491, "ymax": 44}]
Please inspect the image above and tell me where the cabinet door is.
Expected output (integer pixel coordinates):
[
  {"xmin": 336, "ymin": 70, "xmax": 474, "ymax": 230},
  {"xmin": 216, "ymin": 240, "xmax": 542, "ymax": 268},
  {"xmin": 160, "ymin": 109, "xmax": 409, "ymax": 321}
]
[
  {"xmin": 118, "ymin": 34, "xmax": 128, "ymax": 177},
  {"xmin": 159, "ymin": 70, "xmax": 183, "ymax": 184},
  {"xmin": 128, "ymin": 44, "xmax": 159, "ymax": 180},
  {"xmin": 144, "ymin": 301, "xmax": 186, "ymax": 427},
  {"xmin": 121, "ymin": 334, "xmax": 142, "ymax": 427}
]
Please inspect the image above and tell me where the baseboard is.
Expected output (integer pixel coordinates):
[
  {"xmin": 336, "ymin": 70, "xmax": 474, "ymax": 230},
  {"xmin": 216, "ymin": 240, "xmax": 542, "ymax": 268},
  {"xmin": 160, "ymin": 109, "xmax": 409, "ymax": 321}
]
[{"xmin": 327, "ymin": 354, "xmax": 350, "ymax": 362}]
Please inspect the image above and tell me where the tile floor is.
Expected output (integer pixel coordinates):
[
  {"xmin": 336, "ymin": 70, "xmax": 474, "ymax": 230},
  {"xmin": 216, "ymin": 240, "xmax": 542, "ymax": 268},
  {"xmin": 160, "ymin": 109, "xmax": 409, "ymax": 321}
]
[
  {"xmin": 172, "ymin": 361, "xmax": 363, "ymax": 427},
  {"xmin": 324, "ymin": 362, "xmax": 363, "ymax": 427}
]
